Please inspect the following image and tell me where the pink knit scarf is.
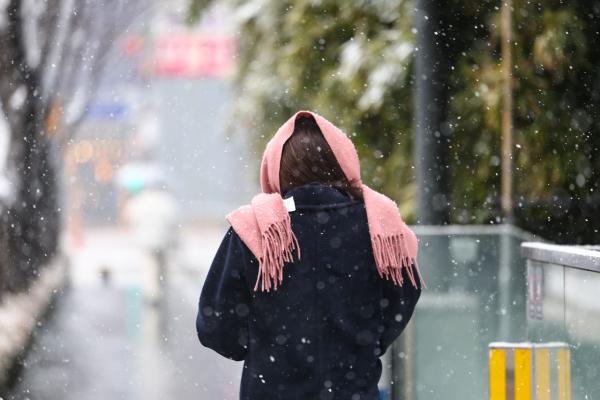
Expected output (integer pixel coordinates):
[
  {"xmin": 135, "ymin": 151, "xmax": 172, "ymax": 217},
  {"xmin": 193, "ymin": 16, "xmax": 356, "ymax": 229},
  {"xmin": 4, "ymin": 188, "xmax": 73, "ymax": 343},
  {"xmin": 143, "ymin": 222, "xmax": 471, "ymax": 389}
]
[{"xmin": 226, "ymin": 110, "xmax": 424, "ymax": 292}]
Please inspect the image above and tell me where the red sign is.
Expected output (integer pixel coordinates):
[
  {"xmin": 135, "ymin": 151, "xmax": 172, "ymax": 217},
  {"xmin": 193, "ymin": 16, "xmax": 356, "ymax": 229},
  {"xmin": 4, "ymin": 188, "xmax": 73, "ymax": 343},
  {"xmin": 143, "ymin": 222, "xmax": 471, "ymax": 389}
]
[{"xmin": 153, "ymin": 34, "xmax": 237, "ymax": 79}]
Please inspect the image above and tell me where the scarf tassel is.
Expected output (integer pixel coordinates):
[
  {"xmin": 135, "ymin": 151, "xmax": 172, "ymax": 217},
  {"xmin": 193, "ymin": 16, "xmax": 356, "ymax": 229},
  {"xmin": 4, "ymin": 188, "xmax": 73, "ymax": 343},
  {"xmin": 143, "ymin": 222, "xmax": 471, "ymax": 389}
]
[
  {"xmin": 371, "ymin": 233, "xmax": 426, "ymax": 289},
  {"xmin": 254, "ymin": 213, "xmax": 301, "ymax": 292}
]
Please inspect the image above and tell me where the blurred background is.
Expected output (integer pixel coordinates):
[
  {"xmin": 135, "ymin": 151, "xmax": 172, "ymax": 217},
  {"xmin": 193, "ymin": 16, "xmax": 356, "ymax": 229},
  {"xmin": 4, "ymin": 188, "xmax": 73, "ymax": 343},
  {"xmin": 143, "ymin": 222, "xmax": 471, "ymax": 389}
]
[{"xmin": 0, "ymin": 0, "xmax": 599, "ymax": 399}]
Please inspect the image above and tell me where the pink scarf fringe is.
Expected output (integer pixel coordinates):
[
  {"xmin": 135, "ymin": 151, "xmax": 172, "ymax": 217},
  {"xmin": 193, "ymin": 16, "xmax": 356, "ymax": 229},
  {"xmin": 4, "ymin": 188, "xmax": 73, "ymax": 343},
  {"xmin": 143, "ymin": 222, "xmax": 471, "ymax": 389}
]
[
  {"xmin": 371, "ymin": 233, "xmax": 426, "ymax": 289},
  {"xmin": 254, "ymin": 212, "xmax": 301, "ymax": 292},
  {"xmin": 252, "ymin": 209, "xmax": 425, "ymax": 292}
]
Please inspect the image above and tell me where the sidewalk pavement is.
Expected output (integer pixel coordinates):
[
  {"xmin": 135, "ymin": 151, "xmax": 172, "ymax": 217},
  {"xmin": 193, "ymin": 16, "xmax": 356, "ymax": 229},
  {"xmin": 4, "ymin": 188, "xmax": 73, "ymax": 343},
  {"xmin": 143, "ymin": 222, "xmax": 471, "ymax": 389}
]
[{"xmin": 6, "ymin": 224, "xmax": 242, "ymax": 400}]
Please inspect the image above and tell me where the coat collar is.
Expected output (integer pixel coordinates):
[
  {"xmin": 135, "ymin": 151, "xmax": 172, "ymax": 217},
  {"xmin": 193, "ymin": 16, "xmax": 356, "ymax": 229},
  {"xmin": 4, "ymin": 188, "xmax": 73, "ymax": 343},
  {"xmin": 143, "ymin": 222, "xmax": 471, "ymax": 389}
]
[{"xmin": 282, "ymin": 182, "xmax": 356, "ymax": 210}]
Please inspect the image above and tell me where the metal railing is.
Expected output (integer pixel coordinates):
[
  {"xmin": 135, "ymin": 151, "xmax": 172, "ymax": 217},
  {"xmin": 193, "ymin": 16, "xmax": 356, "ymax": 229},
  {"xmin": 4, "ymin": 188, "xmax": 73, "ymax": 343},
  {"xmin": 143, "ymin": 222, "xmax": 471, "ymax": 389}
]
[
  {"xmin": 520, "ymin": 242, "xmax": 600, "ymax": 400},
  {"xmin": 521, "ymin": 242, "xmax": 600, "ymax": 273},
  {"xmin": 383, "ymin": 224, "xmax": 536, "ymax": 400}
]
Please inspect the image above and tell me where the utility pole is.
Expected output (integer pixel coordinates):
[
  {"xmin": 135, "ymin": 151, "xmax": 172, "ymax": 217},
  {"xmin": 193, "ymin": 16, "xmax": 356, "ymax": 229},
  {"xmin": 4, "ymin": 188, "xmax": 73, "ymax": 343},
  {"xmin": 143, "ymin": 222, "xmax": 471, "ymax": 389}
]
[
  {"xmin": 397, "ymin": 2, "xmax": 453, "ymax": 400},
  {"xmin": 500, "ymin": 0, "xmax": 513, "ymax": 223},
  {"xmin": 413, "ymin": 0, "xmax": 451, "ymax": 226},
  {"xmin": 498, "ymin": 0, "xmax": 515, "ymax": 343}
]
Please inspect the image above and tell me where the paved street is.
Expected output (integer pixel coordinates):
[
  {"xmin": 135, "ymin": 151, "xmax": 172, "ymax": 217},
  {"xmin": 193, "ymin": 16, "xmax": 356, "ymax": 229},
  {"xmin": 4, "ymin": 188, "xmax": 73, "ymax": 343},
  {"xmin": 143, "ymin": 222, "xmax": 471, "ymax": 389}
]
[{"xmin": 6, "ymin": 224, "xmax": 242, "ymax": 400}]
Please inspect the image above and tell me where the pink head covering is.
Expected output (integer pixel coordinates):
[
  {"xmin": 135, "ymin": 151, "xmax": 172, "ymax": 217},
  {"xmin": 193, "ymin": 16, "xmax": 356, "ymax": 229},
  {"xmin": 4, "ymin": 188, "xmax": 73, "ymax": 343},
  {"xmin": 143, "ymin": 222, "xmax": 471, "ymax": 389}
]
[{"xmin": 226, "ymin": 110, "xmax": 424, "ymax": 292}]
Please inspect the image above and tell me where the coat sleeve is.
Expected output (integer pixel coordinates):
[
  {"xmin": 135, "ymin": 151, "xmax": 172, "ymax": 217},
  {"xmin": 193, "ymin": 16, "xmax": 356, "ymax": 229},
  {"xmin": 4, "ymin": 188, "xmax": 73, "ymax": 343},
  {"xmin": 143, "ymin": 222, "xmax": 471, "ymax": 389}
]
[
  {"xmin": 378, "ymin": 264, "xmax": 422, "ymax": 354},
  {"xmin": 196, "ymin": 226, "xmax": 254, "ymax": 361}
]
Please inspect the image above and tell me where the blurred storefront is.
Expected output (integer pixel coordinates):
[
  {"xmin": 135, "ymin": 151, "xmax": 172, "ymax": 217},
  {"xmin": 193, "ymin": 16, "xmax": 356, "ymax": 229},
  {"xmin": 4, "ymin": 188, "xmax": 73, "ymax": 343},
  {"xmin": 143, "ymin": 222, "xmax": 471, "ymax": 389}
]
[{"xmin": 67, "ymin": 2, "xmax": 255, "ymax": 230}]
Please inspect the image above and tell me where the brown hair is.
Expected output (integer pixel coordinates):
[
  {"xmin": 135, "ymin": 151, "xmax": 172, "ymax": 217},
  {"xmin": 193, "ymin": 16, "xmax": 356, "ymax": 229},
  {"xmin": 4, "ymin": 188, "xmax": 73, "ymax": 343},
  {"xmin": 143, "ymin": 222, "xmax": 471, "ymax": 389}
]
[{"xmin": 279, "ymin": 116, "xmax": 363, "ymax": 201}]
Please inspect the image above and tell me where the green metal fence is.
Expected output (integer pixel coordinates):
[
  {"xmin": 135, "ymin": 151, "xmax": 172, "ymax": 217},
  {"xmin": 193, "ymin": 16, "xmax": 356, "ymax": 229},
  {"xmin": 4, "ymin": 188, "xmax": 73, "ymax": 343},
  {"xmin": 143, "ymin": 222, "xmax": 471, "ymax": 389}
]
[{"xmin": 380, "ymin": 224, "xmax": 534, "ymax": 400}]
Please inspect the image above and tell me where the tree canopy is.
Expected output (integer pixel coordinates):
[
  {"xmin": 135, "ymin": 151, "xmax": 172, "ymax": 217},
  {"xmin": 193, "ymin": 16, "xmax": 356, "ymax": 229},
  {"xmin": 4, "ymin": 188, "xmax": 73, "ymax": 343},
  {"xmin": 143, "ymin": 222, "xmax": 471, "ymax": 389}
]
[{"xmin": 190, "ymin": 0, "xmax": 600, "ymax": 243}]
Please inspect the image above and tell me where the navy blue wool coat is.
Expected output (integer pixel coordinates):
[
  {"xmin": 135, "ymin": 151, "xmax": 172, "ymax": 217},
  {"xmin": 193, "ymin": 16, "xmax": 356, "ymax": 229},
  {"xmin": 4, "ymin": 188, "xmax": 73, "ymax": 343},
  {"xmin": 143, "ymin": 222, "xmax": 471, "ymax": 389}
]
[{"xmin": 196, "ymin": 182, "xmax": 421, "ymax": 400}]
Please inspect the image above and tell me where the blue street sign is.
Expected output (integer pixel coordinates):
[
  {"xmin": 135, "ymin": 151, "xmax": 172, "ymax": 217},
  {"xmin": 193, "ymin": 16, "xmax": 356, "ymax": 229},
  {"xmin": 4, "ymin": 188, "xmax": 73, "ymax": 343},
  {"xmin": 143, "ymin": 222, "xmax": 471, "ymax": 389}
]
[{"xmin": 84, "ymin": 103, "xmax": 127, "ymax": 120}]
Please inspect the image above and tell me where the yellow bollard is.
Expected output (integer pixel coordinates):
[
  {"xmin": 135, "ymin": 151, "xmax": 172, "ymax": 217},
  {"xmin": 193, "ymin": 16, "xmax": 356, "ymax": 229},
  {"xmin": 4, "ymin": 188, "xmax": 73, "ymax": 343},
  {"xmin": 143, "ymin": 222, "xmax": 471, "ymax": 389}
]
[
  {"xmin": 489, "ymin": 342, "xmax": 571, "ymax": 400},
  {"xmin": 489, "ymin": 348, "xmax": 506, "ymax": 400},
  {"xmin": 534, "ymin": 348, "xmax": 550, "ymax": 400},
  {"xmin": 557, "ymin": 347, "xmax": 572, "ymax": 400},
  {"xmin": 514, "ymin": 347, "xmax": 532, "ymax": 400}
]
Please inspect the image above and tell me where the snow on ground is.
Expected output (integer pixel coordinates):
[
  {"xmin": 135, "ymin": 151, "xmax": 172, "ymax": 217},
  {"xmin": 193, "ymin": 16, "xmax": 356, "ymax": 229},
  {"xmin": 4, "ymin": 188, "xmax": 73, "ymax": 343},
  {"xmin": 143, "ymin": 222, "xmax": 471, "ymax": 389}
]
[{"xmin": 0, "ymin": 258, "xmax": 66, "ymax": 388}]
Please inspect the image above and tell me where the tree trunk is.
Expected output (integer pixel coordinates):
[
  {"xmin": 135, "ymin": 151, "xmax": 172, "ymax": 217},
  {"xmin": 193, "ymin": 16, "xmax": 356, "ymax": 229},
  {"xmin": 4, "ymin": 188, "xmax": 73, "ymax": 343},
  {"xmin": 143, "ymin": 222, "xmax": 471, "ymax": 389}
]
[{"xmin": 0, "ymin": 0, "xmax": 60, "ymax": 293}]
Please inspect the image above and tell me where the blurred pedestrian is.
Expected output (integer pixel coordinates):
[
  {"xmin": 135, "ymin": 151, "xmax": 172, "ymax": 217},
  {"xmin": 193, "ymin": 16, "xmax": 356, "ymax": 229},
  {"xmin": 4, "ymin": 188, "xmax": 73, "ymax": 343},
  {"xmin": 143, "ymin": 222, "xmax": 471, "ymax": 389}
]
[
  {"xmin": 123, "ymin": 183, "xmax": 179, "ymax": 306},
  {"xmin": 196, "ymin": 110, "xmax": 424, "ymax": 399}
]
